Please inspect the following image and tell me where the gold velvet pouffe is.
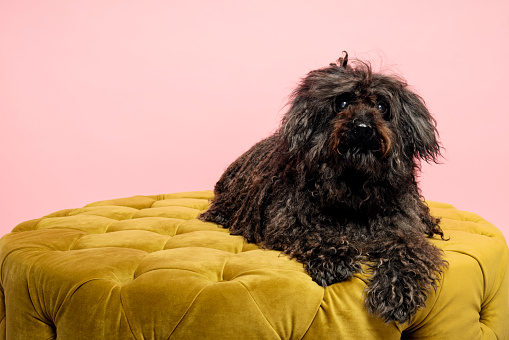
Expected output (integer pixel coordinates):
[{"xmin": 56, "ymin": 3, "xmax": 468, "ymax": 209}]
[{"xmin": 0, "ymin": 191, "xmax": 508, "ymax": 339}]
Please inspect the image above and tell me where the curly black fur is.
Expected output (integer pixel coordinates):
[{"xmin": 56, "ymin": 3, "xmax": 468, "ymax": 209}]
[{"xmin": 200, "ymin": 52, "xmax": 448, "ymax": 324}]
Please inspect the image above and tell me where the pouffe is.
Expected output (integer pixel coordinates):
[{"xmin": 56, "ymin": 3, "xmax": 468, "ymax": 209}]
[{"xmin": 0, "ymin": 191, "xmax": 508, "ymax": 339}]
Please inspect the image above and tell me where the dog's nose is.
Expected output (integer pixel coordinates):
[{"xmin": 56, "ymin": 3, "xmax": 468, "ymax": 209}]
[{"xmin": 353, "ymin": 122, "xmax": 374, "ymax": 140}]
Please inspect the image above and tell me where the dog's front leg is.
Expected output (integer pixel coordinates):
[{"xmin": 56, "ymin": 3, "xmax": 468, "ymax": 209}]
[
  {"xmin": 265, "ymin": 197, "xmax": 365, "ymax": 287},
  {"xmin": 363, "ymin": 233, "xmax": 445, "ymax": 324}
]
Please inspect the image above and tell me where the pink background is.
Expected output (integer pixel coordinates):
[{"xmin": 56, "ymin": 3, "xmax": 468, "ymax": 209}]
[{"xmin": 1, "ymin": 1, "xmax": 508, "ymax": 243}]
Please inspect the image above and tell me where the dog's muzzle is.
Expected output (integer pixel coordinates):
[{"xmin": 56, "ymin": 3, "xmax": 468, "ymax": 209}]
[
  {"xmin": 347, "ymin": 119, "xmax": 380, "ymax": 151},
  {"xmin": 329, "ymin": 111, "xmax": 393, "ymax": 157}
]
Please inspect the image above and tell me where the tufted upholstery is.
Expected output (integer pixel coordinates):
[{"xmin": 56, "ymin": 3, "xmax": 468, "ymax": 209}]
[{"xmin": 0, "ymin": 190, "xmax": 508, "ymax": 339}]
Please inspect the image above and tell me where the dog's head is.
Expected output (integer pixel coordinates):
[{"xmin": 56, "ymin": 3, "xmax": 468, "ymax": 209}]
[{"xmin": 280, "ymin": 52, "xmax": 440, "ymax": 174}]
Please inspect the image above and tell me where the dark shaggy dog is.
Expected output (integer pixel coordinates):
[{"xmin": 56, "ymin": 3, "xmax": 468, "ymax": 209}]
[{"xmin": 199, "ymin": 52, "xmax": 447, "ymax": 324}]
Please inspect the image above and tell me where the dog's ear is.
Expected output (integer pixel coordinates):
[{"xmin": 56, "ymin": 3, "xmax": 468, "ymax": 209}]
[
  {"xmin": 280, "ymin": 67, "xmax": 339, "ymax": 155},
  {"xmin": 280, "ymin": 96, "xmax": 316, "ymax": 155},
  {"xmin": 398, "ymin": 89, "xmax": 441, "ymax": 163}
]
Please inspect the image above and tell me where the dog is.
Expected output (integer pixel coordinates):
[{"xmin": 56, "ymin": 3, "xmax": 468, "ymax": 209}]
[{"xmin": 199, "ymin": 52, "xmax": 447, "ymax": 324}]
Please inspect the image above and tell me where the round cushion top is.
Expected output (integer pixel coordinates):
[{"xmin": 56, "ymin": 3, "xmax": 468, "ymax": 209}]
[{"xmin": 1, "ymin": 190, "xmax": 508, "ymax": 339}]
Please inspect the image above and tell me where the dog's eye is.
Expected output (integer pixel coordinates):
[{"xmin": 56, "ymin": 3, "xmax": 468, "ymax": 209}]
[
  {"xmin": 377, "ymin": 101, "xmax": 388, "ymax": 114},
  {"xmin": 336, "ymin": 100, "xmax": 349, "ymax": 112}
]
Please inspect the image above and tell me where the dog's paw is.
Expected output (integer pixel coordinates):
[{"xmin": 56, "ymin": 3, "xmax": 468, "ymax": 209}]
[
  {"xmin": 364, "ymin": 271, "xmax": 427, "ymax": 324},
  {"xmin": 305, "ymin": 256, "xmax": 362, "ymax": 287}
]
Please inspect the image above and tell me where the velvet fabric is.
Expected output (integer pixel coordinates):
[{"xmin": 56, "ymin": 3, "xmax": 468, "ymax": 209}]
[{"xmin": 0, "ymin": 191, "xmax": 507, "ymax": 339}]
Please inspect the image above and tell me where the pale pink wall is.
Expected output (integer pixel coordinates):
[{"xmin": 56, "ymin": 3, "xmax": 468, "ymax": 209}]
[{"xmin": 1, "ymin": 1, "xmax": 508, "ymax": 242}]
